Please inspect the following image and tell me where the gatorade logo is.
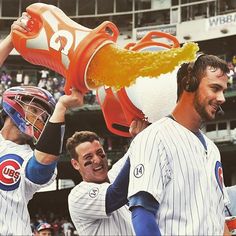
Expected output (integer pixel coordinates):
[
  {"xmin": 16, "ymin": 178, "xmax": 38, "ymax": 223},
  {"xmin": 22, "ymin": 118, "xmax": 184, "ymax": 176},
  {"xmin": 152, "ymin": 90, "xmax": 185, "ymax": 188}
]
[
  {"xmin": 0, "ymin": 154, "xmax": 23, "ymax": 191},
  {"xmin": 31, "ymin": 10, "xmax": 89, "ymax": 67},
  {"xmin": 50, "ymin": 30, "xmax": 73, "ymax": 56}
]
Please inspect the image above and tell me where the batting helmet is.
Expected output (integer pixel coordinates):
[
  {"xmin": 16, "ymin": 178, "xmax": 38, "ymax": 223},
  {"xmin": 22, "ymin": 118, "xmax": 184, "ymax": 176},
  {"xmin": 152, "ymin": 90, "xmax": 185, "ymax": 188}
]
[{"xmin": 2, "ymin": 86, "xmax": 56, "ymax": 143}]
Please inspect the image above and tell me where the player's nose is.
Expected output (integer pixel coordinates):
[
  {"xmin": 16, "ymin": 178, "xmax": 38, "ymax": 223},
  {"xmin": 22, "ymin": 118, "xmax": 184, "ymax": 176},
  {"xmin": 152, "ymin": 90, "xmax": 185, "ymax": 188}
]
[{"xmin": 92, "ymin": 154, "xmax": 102, "ymax": 164}]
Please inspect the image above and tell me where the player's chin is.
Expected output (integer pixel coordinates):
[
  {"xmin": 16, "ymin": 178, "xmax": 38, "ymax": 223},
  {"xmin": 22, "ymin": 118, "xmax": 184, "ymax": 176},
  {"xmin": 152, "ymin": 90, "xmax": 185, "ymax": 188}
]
[
  {"xmin": 94, "ymin": 174, "xmax": 108, "ymax": 184},
  {"xmin": 204, "ymin": 107, "xmax": 216, "ymax": 120},
  {"xmin": 205, "ymin": 112, "xmax": 215, "ymax": 121},
  {"xmin": 94, "ymin": 170, "xmax": 108, "ymax": 179}
]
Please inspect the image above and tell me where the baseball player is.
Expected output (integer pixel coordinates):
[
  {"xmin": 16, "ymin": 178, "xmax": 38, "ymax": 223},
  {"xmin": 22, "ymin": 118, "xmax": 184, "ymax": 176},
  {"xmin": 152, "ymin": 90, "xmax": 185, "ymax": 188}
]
[
  {"xmin": 0, "ymin": 85, "xmax": 83, "ymax": 235},
  {"xmin": 127, "ymin": 54, "xmax": 231, "ymax": 235},
  {"xmin": 66, "ymin": 120, "xmax": 148, "ymax": 236}
]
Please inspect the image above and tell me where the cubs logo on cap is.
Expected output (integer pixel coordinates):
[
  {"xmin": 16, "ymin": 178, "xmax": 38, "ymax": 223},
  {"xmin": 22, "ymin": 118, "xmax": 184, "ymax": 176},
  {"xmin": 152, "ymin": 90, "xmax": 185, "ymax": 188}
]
[{"xmin": 0, "ymin": 154, "xmax": 23, "ymax": 191}]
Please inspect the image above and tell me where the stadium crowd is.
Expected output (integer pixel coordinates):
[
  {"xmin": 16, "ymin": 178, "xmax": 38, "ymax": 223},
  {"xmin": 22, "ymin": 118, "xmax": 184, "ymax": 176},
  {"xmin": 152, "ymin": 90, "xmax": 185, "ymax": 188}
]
[
  {"xmin": 0, "ymin": 69, "xmax": 97, "ymax": 105},
  {"xmin": 31, "ymin": 213, "xmax": 76, "ymax": 236}
]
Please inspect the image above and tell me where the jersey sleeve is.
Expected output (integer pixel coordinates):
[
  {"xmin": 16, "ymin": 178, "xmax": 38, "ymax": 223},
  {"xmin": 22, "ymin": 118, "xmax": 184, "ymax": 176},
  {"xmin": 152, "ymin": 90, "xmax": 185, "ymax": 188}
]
[
  {"xmin": 128, "ymin": 129, "xmax": 172, "ymax": 203},
  {"xmin": 20, "ymin": 155, "xmax": 57, "ymax": 201},
  {"xmin": 68, "ymin": 182, "xmax": 110, "ymax": 222}
]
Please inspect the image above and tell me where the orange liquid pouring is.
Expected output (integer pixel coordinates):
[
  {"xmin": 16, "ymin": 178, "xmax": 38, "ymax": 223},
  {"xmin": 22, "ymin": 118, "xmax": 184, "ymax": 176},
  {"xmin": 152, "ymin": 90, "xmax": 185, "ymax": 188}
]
[{"xmin": 87, "ymin": 42, "xmax": 199, "ymax": 90}]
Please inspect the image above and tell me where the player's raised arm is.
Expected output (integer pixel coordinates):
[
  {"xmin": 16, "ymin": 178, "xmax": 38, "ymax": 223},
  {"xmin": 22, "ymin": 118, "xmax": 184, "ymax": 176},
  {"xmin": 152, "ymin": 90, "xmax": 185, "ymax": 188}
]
[
  {"xmin": 0, "ymin": 12, "xmax": 30, "ymax": 67},
  {"xmin": 25, "ymin": 88, "xmax": 83, "ymax": 186},
  {"xmin": 105, "ymin": 118, "xmax": 149, "ymax": 214},
  {"xmin": 35, "ymin": 88, "xmax": 84, "ymax": 164}
]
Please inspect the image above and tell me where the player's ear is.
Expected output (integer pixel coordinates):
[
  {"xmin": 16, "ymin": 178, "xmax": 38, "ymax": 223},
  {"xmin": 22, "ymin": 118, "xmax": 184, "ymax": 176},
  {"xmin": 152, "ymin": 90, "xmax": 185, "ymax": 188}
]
[{"xmin": 71, "ymin": 158, "xmax": 80, "ymax": 171}]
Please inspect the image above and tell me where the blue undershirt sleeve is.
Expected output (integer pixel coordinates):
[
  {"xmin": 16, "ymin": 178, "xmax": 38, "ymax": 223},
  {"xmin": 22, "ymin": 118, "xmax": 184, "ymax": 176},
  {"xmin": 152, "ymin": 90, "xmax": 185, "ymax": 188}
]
[
  {"xmin": 129, "ymin": 191, "xmax": 161, "ymax": 236},
  {"xmin": 105, "ymin": 158, "xmax": 130, "ymax": 214},
  {"xmin": 132, "ymin": 206, "xmax": 161, "ymax": 236},
  {"xmin": 26, "ymin": 155, "xmax": 57, "ymax": 184}
]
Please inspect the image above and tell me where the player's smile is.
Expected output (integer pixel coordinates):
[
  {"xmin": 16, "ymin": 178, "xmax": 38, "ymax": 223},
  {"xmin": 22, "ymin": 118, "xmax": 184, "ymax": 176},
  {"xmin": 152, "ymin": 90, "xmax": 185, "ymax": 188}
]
[
  {"xmin": 209, "ymin": 102, "xmax": 219, "ymax": 115},
  {"xmin": 94, "ymin": 165, "xmax": 104, "ymax": 171}
]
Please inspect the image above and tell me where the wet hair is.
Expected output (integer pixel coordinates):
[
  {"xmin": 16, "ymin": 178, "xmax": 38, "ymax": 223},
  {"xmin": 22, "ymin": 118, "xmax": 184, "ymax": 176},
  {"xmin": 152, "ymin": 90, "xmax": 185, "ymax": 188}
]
[
  {"xmin": 177, "ymin": 54, "xmax": 229, "ymax": 101},
  {"xmin": 66, "ymin": 131, "xmax": 100, "ymax": 160}
]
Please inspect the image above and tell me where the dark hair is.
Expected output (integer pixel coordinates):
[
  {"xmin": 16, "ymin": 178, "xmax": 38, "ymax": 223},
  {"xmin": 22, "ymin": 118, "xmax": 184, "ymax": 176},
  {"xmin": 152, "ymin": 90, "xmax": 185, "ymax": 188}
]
[
  {"xmin": 177, "ymin": 54, "xmax": 229, "ymax": 101},
  {"xmin": 66, "ymin": 131, "xmax": 100, "ymax": 160},
  {"xmin": 0, "ymin": 109, "xmax": 7, "ymax": 127}
]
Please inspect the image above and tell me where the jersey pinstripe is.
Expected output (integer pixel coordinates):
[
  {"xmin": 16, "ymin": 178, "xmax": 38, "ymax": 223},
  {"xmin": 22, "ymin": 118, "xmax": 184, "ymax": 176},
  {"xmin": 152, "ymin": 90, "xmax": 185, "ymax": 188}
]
[
  {"xmin": 68, "ymin": 152, "xmax": 134, "ymax": 236},
  {"xmin": 0, "ymin": 134, "xmax": 56, "ymax": 235},
  {"xmin": 128, "ymin": 117, "xmax": 228, "ymax": 235}
]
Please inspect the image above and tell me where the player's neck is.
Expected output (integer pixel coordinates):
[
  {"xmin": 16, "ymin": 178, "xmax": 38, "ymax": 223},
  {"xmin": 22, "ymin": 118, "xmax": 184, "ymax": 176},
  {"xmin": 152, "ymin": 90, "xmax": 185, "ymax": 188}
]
[
  {"xmin": 172, "ymin": 102, "xmax": 201, "ymax": 133},
  {"xmin": 0, "ymin": 119, "xmax": 28, "ymax": 144}
]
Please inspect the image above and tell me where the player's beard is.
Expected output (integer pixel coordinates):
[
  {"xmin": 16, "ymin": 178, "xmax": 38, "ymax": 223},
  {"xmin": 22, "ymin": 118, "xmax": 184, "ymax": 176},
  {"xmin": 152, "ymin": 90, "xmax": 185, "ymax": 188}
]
[{"xmin": 193, "ymin": 90, "xmax": 215, "ymax": 121}]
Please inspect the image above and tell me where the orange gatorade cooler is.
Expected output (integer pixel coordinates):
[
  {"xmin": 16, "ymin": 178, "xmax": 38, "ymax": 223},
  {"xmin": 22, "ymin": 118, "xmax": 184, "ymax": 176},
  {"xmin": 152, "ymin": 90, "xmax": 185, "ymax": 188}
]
[
  {"xmin": 96, "ymin": 31, "xmax": 180, "ymax": 137},
  {"xmin": 12, "ymin": 3, "xmax": 198, "ymax": 95},
  {"xmin": 226, "ymin": 216, "xmax": 236, "ymax": 235},
  {"xmin": 12, "ymin": 3, "xmax": 119, "ymax": 94}
]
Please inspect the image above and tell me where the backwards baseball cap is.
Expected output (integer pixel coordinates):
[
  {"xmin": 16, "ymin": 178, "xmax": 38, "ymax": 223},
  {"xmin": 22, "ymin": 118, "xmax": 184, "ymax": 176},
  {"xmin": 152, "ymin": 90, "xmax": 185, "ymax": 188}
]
[{"xmin": 37, "ymin": 222, "xmax": 53, "ymax": 232}]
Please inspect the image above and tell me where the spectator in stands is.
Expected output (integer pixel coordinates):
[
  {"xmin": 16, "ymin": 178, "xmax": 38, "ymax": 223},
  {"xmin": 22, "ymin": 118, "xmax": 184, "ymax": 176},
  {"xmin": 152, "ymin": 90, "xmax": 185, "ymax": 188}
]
[
  {"xmin": 38, "ymin": 77, "xmax": 47, "ymax": 89},
  {"xmin": 227, "ymin": 61, "xmax": 235, "ymax": 89},
  {"xmin": 61, "ymin": 218, "xmax": 74, "ymax": 236},
  {"xmin": 35, "ymin": 222, "xmax": 54, "ymax": 236},
  {"xmin": 39, "ymin": 69, "xmax": 49, "ymax": 80},
  {"xmin": 52, "ymin": 219, "xmax": 61, "ymax": 236},
  {"xmin": 0, "ymin": 70, "xmax": 12, "ymax": 90},
  {"xmin": 66, "ymin": 119, "xmax": 148, "ymax": 236}
]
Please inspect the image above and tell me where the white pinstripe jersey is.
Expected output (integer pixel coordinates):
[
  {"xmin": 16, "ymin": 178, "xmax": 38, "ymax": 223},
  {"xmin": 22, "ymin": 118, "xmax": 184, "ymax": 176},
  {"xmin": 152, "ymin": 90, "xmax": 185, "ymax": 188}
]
[
  {"xmin": 0, "ymin": 134, "xmax": 56, "ymax": 235},
  {"xmin": 128, "ymin": 117, "xmax": 229, "ymax": 236},
  {"xmin": 68, "ymin": 153, "xmax": 134, "ymax": 236}
]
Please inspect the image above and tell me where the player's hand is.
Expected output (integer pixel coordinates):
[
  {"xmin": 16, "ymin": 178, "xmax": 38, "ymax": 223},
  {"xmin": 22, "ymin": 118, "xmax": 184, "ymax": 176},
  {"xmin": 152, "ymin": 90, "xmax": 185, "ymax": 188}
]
[
  {"xmin": 10, "ymin": 12, "xmax": 31, "ymax": 34},
  {"xmin": 129, "ymin": 119, "xmax": 149, "ymax": 137},
  {"xmin": 224, "ymin": 222, "xmax": 232, "ymax": 236},
  {"xmin": 57, "ymin": 88, "xmax": 84, "ymax": 110}
]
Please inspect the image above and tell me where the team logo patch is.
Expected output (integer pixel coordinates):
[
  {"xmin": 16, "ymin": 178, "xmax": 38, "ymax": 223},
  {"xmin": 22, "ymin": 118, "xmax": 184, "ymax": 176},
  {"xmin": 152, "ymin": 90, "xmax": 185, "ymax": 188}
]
[
  {"xmin": 215, "ymin": 161, "xmax": 223, "ymax": 193},
  {"xmin": 0, "ymin": 154, "xmax": 23, "ymax": 191},
  {"xmin": 89, "ymin": 187, "xmax": 99, "ymax": 198},
  {"xmin": 133, "ymin": 164, "xmax": 144, "ymax": 178}
]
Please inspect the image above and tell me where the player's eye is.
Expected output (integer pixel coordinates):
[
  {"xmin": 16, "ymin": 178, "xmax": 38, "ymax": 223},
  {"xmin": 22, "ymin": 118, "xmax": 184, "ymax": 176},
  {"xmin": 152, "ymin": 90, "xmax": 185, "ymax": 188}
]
[
  {"xmin": 97, "ymin": 151, "xmax": 105, "ymax": 159},
  {"xmin": 100, "ymin": 153, "xmax": 106, "ymax": 159},
  {"xmin": 84, "ymin": 155, "xmax": 92, "ymax": 160},
  {"xmin": 84, "ymin": 160, "xmax": 92, "ymax": 167}
]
